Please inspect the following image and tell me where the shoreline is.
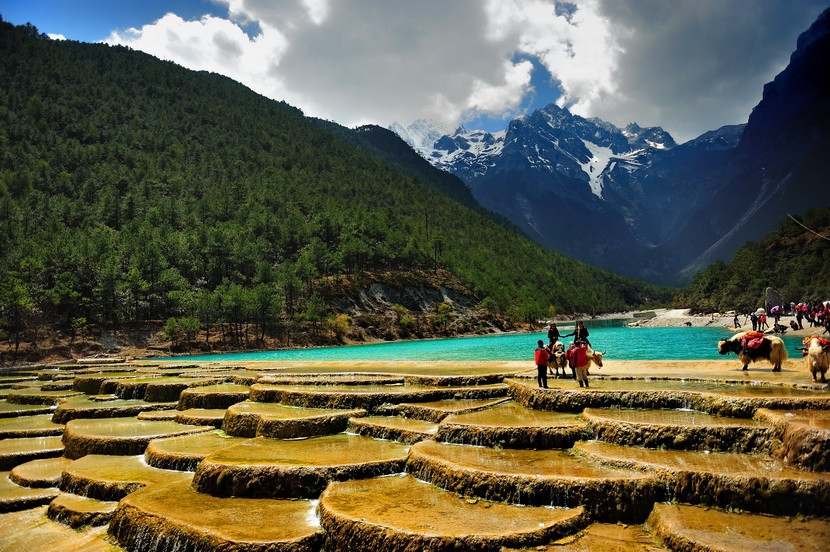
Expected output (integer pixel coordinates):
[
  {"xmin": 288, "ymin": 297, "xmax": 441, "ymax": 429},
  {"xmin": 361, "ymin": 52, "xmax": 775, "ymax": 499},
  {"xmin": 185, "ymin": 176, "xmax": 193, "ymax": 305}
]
[{"xmin": 4, "ymin": 308, "xmax": 826, "ymax": 367}]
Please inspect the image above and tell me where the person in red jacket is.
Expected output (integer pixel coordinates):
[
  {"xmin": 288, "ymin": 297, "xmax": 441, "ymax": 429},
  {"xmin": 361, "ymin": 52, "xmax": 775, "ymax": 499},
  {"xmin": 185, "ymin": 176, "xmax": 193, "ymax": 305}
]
[
  {"xmin": 566, "ymin": 341, "xmax": 591, "ymax": 387},
  {"xmin": 534, "ymin": 340, "xmax": 550, "ymax": 389}
]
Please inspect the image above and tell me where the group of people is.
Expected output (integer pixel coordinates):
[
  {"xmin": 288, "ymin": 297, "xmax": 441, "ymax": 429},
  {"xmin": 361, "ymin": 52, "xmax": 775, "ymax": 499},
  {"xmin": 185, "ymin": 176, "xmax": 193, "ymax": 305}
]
[
  {"xmin": 793, "ymin": 302, "xmax": 830, "ymax": 331},
  {"xmin": 534, "ymin": 321, "xmax": 593, "ymax": 389},
  {"xmin": 736, "ymin": 301, "xmax": 830, "ymax": 335},
  {"xmin": 742, "ymin": 311, "xmax": 770, "ymax": 332}
]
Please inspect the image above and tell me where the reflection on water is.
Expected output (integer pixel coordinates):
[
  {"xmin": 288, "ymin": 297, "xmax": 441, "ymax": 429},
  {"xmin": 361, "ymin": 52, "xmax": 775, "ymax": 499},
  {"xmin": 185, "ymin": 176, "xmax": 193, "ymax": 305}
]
[{"xmin": 164, "ymin": 325, "xmax": 804, "ymax": 362}]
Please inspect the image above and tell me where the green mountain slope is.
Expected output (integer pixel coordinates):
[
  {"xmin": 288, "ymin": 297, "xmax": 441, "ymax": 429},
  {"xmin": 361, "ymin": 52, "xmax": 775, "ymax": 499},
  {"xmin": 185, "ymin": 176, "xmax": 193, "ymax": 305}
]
[
  {"xmin": 312, "ymin": 121, "xmax": 482, "ymax": 210},
  {"xmin": 676, "ymin": 208, "xmax": 830, "ymax": 313},
  {"xmin": 0, "ymin": 20, "xmax": 668, "ymax": 350}
]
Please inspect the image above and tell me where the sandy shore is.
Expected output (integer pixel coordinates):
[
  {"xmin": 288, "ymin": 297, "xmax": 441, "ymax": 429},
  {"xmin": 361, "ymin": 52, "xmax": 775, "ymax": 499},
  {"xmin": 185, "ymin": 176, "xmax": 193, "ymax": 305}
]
[{"xmin": 631, "ymin": 308, "xmax": 828, "ymax": 339}]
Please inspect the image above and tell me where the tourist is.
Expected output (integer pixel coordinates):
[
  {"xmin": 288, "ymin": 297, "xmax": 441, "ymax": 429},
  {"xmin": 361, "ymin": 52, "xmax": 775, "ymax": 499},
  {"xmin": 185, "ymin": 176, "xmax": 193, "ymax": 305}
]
[
  {"xmin": 796, "ymin": 306, "xmax": 804, "ymax": 329},
  {"xmin": 564, "ymin": 321, "xmax": 591, "ymax": 346},
  {"xmin": 759, "ymin": 313, "xmax": 768, "ymax": 330},
  {"xmin": 733, "ymin": 315, "xmax": 740, "ymax": 329},
  {"xmin": 547, "ymin": 323, "xmax": 561, "ymax": 346},
  {"xmin": 565, "ymin": 341, "xmax": 577, "ymax": 380},
  {"xmin": 750, "ymin": 312, "xmax": 758, "ymax": 331},
  {"xmin": 566, "ymin": 341, "xmax": 591, "ymax": 388},
  {"xmin": 534, "ymin": 340, "xmax": 550, "ymax": 389}
]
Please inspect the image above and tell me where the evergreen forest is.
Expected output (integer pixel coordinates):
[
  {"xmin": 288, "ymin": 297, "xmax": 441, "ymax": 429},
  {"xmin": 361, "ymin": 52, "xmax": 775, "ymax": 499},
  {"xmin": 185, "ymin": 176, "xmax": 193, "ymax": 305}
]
[{"xmin": 0, "ymin": 19, "xmax": 670, "ymax": 358}]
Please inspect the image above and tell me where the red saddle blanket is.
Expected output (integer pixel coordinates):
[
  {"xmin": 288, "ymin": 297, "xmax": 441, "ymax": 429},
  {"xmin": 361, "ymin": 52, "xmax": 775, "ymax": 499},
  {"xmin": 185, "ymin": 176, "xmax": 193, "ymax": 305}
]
[{"xmin": 741, "ymin": 332, "xmax": 765, "ymax": 350}]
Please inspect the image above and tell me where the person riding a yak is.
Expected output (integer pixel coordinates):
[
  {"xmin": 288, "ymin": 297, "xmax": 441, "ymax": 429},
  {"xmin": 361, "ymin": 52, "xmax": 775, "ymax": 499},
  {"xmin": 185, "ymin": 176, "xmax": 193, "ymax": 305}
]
[{"xmin": 564, "ymin": 321, "xmax": 590, "ymax": 346}]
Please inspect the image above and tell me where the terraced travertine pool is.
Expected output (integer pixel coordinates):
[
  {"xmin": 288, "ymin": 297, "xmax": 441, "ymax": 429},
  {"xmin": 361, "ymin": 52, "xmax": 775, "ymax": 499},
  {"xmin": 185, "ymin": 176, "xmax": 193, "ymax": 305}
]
[{"xmin": 0, "ymin": 360, "xmax": 827, "ymax": 552}]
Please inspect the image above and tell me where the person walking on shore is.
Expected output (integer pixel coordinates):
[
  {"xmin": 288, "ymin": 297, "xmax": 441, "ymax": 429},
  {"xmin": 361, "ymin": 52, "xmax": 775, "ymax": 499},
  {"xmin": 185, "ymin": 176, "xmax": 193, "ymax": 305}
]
[{"xmin": 534, "ymin": 340, "xmax": 550, "ymax": 389}]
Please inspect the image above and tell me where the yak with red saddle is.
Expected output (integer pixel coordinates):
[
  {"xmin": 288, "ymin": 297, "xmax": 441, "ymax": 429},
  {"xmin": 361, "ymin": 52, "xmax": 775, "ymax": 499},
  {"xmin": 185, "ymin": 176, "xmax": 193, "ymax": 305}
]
[{"xmin": 717, "ymin": 331, "xmax": 788, "ymax": 372}]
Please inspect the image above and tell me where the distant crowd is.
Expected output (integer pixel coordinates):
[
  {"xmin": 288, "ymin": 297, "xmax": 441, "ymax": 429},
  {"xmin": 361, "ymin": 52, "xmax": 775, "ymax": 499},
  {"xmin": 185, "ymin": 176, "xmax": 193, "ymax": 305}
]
[{"xmin": 735, "ymin": 301, "xmax": 830, "ymax": 335}]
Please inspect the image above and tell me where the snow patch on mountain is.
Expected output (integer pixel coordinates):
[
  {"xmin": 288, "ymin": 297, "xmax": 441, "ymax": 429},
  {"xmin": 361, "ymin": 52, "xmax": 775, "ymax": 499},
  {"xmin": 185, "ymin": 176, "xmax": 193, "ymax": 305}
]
[{"xmin": 578, "ymin": 139, "xmax": 615, "ymax": 198}]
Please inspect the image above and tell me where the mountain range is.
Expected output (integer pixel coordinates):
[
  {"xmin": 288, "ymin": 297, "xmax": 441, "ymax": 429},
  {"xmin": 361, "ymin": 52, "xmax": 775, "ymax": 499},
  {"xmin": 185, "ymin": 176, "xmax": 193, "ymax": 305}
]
[{"xmin": 391, "ymin": 8, "xmax": 829, "ymax": 286}]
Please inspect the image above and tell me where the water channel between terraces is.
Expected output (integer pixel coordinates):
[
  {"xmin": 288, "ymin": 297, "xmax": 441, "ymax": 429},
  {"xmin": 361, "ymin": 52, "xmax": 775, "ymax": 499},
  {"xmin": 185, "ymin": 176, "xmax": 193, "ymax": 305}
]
[{"xmin": 0, "ymin": 356, "xmax": 828, "ymax": 552}]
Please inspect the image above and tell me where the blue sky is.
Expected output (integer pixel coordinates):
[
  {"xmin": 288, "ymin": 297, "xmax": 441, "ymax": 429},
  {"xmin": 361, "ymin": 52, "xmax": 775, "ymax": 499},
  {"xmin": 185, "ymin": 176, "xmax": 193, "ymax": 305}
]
[
  {"xmin": 1, "ymin": 1, "xmax": 224, "ymax": 43},
  {"xmin": 466, "ymin": 57, "xmax": 564, "ymax": 133},
  {"xmin": 2, "ymin": 1, "xmax": 826, "ymax": 141}
]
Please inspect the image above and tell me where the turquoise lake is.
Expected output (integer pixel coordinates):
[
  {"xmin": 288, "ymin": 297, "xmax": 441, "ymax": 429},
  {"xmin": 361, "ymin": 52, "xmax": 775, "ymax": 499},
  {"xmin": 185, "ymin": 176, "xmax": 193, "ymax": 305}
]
[{"xmin": 163, "ymin": 324, "xmax": 805, "ymax": 362}]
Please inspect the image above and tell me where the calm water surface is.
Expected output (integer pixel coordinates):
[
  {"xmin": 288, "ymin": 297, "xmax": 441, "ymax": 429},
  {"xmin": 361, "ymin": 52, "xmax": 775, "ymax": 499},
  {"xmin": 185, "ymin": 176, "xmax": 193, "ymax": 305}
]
[{"xmin": 164, "ymin": 324, "xmax": 805, "ymax": 362}]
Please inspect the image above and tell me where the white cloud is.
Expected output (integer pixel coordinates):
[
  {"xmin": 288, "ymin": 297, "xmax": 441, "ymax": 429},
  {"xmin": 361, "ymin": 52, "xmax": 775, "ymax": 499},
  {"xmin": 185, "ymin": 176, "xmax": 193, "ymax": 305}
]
[
  {"xmin": 105, "ymin": 12, "xmax": 289, "ymax": 101},
  {"xmin": 103, "ymin": 1, "xmax": 544, "ymax": 129},
  {"xmin": 48, "ymin": 33, "xmax": 67, "ymax": 41},
  {"xmin": 301, "ymin": 0, "xmax": 330, "ymax": 25},
  {"xmin": 484, "ymin": 0, "xmax": 621, "ymax": 117},
  {"xmin": 466, "ymin": 59, "xmax": 533, "ymax": 115},
  {"xmin": 103, "ymin": 0, "xmax": 828, "ymax": 142}
]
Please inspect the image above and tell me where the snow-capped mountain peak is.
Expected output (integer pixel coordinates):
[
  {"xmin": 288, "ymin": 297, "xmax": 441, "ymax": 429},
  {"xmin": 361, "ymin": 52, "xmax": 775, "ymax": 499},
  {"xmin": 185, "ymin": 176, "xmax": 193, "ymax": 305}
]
[
  {"xmin": 388, "ymin": 119, "xmax": 452, "ymax": 153},
  {"xmin": 428, "ymin": 127, "xmax": 506, "ymax": 180},
  {"xmin": 622, "ymin": 122, "xmax": 677, "ymax": 150},
  {"xmin": 410, "ymin": 104, "xmax": 676, "ymax": 201}
]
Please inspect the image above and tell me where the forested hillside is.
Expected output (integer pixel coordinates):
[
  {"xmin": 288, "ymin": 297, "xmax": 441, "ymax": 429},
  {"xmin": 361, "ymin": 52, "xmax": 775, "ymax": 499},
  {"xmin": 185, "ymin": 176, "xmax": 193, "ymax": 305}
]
[
  {"xmin": 0, "ymin": 19, "xmax": 668, "ymax": 358},
  {"xmin": 676, "ymin": 208, "xmax": 830, "ymax": 313},
  {"xmin": 312, "ymin": 121, "xmax": 482, "ymax": 211}
]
